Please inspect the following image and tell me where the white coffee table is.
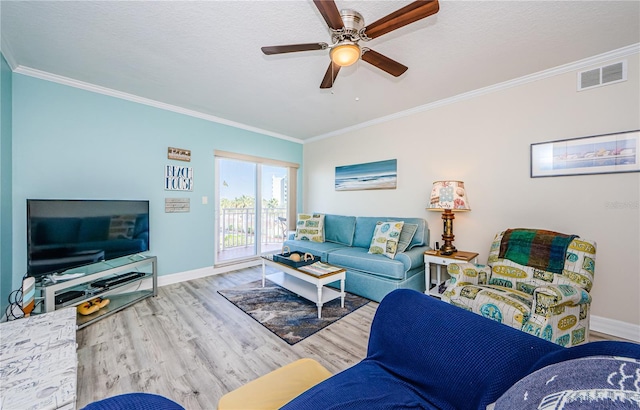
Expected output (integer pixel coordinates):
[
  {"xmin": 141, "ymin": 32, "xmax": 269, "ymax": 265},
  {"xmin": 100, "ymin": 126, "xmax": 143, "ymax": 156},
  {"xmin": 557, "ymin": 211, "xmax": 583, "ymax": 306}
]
[{"xmin": 261, "ymin": 255, "xmax": 346, "ymax": 319}]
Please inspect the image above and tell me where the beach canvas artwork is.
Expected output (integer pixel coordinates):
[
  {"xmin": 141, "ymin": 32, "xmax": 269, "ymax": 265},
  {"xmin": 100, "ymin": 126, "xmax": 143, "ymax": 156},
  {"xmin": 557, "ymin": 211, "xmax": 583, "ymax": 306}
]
[{"xmin": 335, "ymin": 159, "xmax": 397, "ymax": 191}]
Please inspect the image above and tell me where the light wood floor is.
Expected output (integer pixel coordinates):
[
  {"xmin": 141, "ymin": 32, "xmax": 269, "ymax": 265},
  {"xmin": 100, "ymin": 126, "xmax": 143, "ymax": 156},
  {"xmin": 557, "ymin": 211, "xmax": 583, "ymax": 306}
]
[
  {"xmin": 76, "ymin": 266, "xmax": 376, "ymax": 409},
  {"xmin": 76, "ymin": 266, "xmax": 630, "ymax": 409}
]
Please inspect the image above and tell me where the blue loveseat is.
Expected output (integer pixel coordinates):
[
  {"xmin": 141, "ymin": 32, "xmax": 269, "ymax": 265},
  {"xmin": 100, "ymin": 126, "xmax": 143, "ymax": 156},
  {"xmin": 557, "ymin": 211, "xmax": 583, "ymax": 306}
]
[
  {"xmin": 281, "ymin": 289, "xmax": 640, "ymax": 410},
  {"xmin": 283, "ymin": 214, "xmax": 430, "ymax": 302}
]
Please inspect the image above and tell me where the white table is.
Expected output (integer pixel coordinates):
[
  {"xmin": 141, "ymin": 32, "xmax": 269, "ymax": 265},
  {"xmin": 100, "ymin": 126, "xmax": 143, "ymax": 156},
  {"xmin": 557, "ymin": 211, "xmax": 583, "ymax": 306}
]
[
  {"xmin": 261, "ymin": 256, "xmax": 346, "ymax": 319},
  {"xmin": 0, "ymin": 308, "xmax": 77, "ymax": 410},
  {"xmin": 424, "ymin": 250, "xmax": 478, "ymax": 299}
]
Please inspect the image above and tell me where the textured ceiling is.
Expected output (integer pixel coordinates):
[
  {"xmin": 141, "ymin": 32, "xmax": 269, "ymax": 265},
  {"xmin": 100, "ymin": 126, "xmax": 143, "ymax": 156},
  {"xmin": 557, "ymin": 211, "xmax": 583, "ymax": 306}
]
[{"xmin": 2, "ymin": 1, "xmax": 639, "ymax": 142}]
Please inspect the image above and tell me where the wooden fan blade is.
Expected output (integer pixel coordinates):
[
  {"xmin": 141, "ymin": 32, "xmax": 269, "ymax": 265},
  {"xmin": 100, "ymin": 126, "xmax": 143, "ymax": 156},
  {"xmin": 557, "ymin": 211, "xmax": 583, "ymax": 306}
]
[
  {"xmin": 363, "ymin": 0, "xmax": 439, "ymax": 40},
  {"xmin": 362, "ymin": 49, "xmax": 408, "ymax": 77},
  {"xmin": 262, "ymin": 43, "xmax": 328, "ymax": 55},
  {"xmin": 313, "ymin": 0, "xmax": 344, "ymax": 30},
  {"xmin": 320, "ymin": 62, "xmax": 341, "ymax": 89}
]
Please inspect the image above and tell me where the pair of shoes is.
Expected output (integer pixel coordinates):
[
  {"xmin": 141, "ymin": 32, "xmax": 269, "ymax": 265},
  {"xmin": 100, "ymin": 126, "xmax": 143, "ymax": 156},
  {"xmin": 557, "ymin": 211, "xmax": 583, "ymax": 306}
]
[{"xmin": 77, "ymin": 297, "xmax": 110, "ymax": 316}]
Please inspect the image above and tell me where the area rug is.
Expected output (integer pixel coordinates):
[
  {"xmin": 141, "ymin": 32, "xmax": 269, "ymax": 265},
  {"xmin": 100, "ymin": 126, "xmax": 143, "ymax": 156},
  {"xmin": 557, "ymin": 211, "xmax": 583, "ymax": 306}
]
[{"xmin": 218, "ymin": 279, "xmax": 370, "ymax": 345}]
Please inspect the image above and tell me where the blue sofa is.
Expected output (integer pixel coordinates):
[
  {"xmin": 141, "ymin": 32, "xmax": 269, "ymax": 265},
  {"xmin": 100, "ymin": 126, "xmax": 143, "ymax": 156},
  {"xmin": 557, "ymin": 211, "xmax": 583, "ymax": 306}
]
[
  {"xmin": 283, "ymin": 214, "xmax": 430, "ymax": 302},
  {"xmin": 282, "ymin": 289, "xmax": 640, "ymax": 410}
]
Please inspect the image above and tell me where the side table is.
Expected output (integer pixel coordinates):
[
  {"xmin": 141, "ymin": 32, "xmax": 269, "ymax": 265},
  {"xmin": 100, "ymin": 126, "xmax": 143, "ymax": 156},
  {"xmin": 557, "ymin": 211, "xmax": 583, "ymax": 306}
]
[{"xmin": 424, "ymin": 250, "xmax": 479, "ymax": 299}]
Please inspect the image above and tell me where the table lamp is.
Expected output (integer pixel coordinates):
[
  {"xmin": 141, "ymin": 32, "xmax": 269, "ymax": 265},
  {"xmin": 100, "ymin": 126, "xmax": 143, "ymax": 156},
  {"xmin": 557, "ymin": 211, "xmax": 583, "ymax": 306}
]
[{"xmin": 427, "ymin": 181, "xmax": 470, "ymax": 255}]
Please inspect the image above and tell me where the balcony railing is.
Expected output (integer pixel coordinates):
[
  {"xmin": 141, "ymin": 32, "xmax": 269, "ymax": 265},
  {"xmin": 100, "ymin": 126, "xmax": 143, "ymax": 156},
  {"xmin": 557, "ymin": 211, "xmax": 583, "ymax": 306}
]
[{"xmin": 220, "ymin": 207, "xmax": 288, "ymax": 250}]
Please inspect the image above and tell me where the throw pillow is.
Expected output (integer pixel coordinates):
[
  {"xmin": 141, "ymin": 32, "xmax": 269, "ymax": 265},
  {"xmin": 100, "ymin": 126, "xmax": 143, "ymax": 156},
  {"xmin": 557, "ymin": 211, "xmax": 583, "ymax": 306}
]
[
  {"xmin": 396, "ymin": 223, "xmax": 418, "ymax": 254},
  {"xmin": 368, "ymin": 221, "xmax": 404, "ymax": 259},
  {"xmin": 294, "ymin": 213, "xmax": 325, "ymax": 243},
  {"xmin": 495, "ymin": 356, "xmax": 640, "ymax": 409}
]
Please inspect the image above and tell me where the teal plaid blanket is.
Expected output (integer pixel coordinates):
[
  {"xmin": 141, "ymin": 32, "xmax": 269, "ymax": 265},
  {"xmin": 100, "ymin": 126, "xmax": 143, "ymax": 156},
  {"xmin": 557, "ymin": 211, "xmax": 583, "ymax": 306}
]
[{"xmin": 498, "ymin": 229, "xmax": 578, "ymax": 274}]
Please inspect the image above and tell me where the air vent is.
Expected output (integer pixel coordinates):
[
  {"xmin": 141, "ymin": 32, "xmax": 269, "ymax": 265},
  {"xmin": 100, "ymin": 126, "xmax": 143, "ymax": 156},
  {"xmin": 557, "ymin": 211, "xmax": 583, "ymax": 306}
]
[{"xmin": 578, "ymin": 61, "xmax": 626, "ymax": 91}]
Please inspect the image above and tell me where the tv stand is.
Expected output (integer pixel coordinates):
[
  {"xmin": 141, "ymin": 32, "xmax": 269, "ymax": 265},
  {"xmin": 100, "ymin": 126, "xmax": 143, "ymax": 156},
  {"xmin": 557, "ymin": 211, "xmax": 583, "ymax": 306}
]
[{"xmin": 36, "ymin": 255, "xmax": 157, "ymax": 329}]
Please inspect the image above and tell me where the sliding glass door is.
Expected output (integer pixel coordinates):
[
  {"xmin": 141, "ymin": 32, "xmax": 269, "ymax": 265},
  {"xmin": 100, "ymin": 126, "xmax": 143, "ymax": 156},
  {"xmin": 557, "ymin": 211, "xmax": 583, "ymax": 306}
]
[
  {"xmin": 217, "ymin": 158, "xmax": 257, "ymax": 263},
  {"xmin": 261, "ymin": 164, "xmax": 289, "ymax": 254},
  {"xmin": 215, "ymin": 156, "xmax": 291, "ymax": 265}
]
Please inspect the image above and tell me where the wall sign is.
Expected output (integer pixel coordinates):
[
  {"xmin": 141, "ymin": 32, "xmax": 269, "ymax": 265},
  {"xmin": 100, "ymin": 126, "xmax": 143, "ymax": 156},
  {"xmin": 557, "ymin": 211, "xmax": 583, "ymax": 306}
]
[
  {"xmin": 165, "ymin": 198, "xmax": 190, "ymax": 213},
  {"xmin": 165, "ymin": 165, "xmax": 193, "ymax": 191},
  {"xmin": 168, "ymin": 147, "xmax": 191, "ymax": 162}
]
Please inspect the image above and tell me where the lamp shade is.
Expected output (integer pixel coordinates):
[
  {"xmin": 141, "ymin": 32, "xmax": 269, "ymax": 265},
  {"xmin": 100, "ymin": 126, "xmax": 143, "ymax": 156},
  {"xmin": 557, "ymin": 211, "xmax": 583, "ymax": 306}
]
[
  {"xmin": 428, "ymin": 181, "xmax": 470, "ymax": 211},
  {"xmin": 330, "ymin": 42, "xmax": 360, "ymax": 67}
]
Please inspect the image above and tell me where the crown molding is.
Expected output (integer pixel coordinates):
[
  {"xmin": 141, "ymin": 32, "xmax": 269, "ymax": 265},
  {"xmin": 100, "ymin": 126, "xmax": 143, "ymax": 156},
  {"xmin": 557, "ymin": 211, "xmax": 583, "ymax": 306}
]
[
  {"xmin": 11, "ymin": 66, "xmax": 303, "ymax": 144},
  {"xmin": 307, "ymin": 43, "xmax": 640, "ymax": 143},
  {"xmin": 0, "ymin": 37, "xmax": 18, "ymax": 70},
  {"xmin": 8, "ymin": 43, "xmax": 639, "ymax": 145}
]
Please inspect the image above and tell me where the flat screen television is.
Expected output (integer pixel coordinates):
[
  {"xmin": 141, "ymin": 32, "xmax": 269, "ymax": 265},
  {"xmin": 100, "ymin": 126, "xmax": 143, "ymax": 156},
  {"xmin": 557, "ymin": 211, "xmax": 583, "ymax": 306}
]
[{"xmin": 27, "ymin": 199, "xmax": 150, "ymax": 278}]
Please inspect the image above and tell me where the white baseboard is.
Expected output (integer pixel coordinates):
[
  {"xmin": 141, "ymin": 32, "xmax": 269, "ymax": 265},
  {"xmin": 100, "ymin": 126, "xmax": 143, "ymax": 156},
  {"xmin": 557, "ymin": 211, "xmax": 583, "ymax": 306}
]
[
  {"xmin": 590, "ymin": 314, "xmax": 640, "ymax": 342},
  {"xmin": 156, "ymin": 260, "xmax": 262, "ymax": 288}
]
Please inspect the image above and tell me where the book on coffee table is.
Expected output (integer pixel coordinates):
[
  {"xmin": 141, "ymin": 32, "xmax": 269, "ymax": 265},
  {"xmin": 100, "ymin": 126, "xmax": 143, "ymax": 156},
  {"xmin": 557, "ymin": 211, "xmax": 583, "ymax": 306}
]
[{"xmin": 298, "ymin": 262, "xmax": 344, "ymax": 277}]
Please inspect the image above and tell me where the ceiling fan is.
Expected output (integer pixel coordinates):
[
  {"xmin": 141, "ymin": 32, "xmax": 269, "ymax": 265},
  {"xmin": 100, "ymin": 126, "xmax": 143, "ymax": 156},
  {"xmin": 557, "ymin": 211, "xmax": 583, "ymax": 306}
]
[{"xmin": 261, "ymin": 0, "xmax": 440, "ymax": 89}]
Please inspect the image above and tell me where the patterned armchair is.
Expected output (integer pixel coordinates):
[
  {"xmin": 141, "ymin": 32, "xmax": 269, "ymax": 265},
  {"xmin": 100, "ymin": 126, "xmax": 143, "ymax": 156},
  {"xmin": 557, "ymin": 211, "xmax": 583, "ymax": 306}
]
[{"xmin": 442, "ymin": 229, "xmax": 596, "ymax": 347}]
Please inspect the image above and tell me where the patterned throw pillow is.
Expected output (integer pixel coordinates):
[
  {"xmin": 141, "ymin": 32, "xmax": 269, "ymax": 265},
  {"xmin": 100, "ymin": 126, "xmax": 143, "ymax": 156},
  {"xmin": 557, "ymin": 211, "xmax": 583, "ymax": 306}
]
[
  {"xmin": 396, "ymin": 223, "xmax": 418, "ymax": 254},
  {"xmin": 294, "ymin": 213, "xmax": 325, "ymax": 242},
  {"xmin": 368, "ymin": 221, "xmax": 404, "ymax": 259},
  {"xmin": 495, "ymin": 356, "xmax": 640, "ymax": 409}
]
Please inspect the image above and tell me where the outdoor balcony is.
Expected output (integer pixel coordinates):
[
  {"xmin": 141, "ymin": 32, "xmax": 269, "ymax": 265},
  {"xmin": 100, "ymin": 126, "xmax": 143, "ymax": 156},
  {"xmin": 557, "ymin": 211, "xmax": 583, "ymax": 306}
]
[{"xmin": 217, "ymin": 207, "xmax": 288, "ymax": 262}]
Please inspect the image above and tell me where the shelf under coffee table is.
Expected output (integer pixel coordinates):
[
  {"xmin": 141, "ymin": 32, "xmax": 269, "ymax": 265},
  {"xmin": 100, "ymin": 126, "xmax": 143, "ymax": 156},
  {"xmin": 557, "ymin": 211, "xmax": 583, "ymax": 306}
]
[{"xmin": 261, "ymin": 255, "xmax": 346, "ymax": 319}]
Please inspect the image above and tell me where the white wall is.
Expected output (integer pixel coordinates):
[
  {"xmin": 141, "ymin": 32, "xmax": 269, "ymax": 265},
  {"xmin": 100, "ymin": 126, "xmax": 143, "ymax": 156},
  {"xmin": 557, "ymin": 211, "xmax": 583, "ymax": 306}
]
[{"xmin": 303, "ymin": 52, "xmax": 640, "ymax": 336}]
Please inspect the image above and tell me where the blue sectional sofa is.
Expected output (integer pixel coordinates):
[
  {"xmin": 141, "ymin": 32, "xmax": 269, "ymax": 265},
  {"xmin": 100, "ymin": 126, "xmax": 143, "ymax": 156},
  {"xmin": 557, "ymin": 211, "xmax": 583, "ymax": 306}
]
[
  {"xmin": 281, "ymin": 289, "xmax": 640, "ymax": 410},
  {"xmin": 283, "ymin": 214, "xmax": 430, "ymax": 302}
]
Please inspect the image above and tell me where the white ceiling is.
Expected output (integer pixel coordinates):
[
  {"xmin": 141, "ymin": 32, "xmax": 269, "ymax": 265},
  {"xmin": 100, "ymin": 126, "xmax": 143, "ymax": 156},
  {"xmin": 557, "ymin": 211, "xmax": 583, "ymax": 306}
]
[{"xmin": 2, "ymin": 1, "xmax": 639, "ymax": 142}]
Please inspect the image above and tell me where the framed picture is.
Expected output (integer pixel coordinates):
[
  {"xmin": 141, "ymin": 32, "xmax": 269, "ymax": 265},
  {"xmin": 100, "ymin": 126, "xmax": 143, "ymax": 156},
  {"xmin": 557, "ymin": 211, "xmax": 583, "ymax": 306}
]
[
  {"xmin": 335, "ymin": 159, "xmax": 397, "ymax": 191},
  {"xmin": 530, "ymin": 130, "xmax": 639, "ymax": 178}
]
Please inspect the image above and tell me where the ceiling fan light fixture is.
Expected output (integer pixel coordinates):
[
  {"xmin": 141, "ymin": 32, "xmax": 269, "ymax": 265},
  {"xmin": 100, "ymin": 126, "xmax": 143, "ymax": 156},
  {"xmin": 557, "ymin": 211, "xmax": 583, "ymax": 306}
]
[{"xmin": 330, "ymin": 42, "xmax": 360, "ymax": 67}]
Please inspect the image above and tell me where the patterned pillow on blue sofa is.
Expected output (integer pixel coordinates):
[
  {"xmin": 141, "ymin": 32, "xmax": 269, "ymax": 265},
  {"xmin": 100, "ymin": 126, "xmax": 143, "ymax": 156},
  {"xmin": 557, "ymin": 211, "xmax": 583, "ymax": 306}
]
[
  {"xmin": 294, "ymin": 213, "xmax": 325, "ymax": 242},
  {"xmin": 368, "ymin": 221, "xmax": 404, "ymax": 259}
]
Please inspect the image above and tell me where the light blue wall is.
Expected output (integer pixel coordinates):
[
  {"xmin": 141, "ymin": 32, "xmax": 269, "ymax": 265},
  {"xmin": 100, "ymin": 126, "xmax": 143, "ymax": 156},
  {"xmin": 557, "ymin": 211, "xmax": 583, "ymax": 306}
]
[
  {"xmin": 12, "ymin": 74, "xmax": 303, "ymax": 287},
  {"xmin": 1, "ymin": 54, "xmax": 13, "ymax": 314}
]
